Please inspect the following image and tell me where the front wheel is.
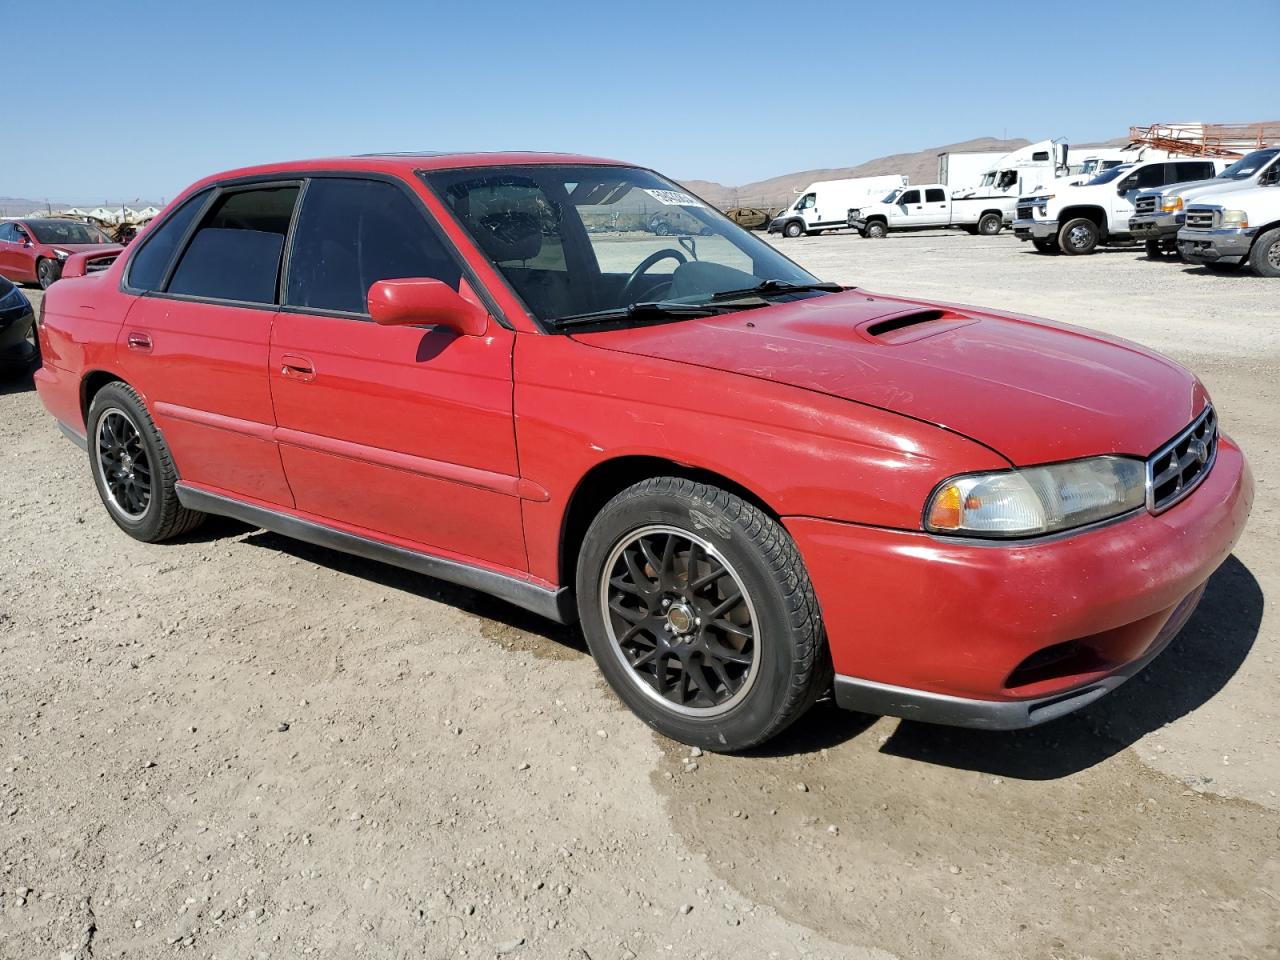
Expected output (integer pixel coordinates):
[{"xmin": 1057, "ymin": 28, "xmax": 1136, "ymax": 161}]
[
  {"xmin": 576, "ymin": 478, "xmax": 829, "ymax": 752},
  {"xmin": 1058, "ymin": 217, "xmax": 1099, "ymax": 255},
  {"xmin": 37, "ymin": 258, "xmax": 61, "ymax": 289},
  {"xmin": 783, "ymin": 221, "xmax": 804, "ymax": 238},
  {"xmin": 864, "ymin": 221, "xmax": 888, "ymax": 239},
  {"xmin": 1248, "ymin": 227, "xmax": 1280, "ymax": 278},
  {"xmin": 977, "ymin": 213, "xmax": 1003, "ymax": 236},
  {"xmin": 87, "ymin": 382, "xmax": 205, "ymax": 542}
]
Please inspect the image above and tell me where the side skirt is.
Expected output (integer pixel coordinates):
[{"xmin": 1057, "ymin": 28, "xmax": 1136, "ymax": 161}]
[{"xmin": 175, "ymin": 483, "xmax": 576, "ymax": 625}]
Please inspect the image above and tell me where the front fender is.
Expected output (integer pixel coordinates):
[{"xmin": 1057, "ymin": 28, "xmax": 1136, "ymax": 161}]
[{"xmin": 513, "ymin": 333, "xmax": 1007, "ymax": 585}]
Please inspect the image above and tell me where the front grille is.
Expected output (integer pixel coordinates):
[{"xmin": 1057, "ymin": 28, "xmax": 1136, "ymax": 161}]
[
  {"xmin": 1134, "ymin": 195, "xmax": 1158, "ymax": 215},
  {"xmin": 1017, "ymin": 203, "xmax": 1034, "ymax": 220},
  {"xmin": 1184, "ymin": 207, "xmax": 1216, "ymax": 230},
  {"xmin": 1147, "ymin": 406, "xmax": 1217, "ymax": 513}
]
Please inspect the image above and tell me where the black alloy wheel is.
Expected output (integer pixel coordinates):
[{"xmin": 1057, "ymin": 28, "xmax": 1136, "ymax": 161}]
[
  {"xmin": 37, "ymin": 258, "xmax": 60, "ymax": 289},
  {"xmin": 96, "ymin": 407, "xmax": 153, "ymax": 520}
]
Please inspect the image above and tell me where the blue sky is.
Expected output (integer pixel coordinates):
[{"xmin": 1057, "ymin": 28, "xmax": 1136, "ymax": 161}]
[{"xmin": 6, "ymin": 0, "xmax": 1278, "ymax": 203}]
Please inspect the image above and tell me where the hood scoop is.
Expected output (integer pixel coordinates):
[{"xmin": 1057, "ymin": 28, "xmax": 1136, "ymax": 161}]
[{"xmin": 860, "ymin": 308, "xmax": 977, "ymax": 345}]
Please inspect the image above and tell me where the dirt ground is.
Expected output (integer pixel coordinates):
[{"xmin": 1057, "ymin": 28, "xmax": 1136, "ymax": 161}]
[{"xmin": 2, "ymin": 231, "xmax": 1277, "ymax": 960}]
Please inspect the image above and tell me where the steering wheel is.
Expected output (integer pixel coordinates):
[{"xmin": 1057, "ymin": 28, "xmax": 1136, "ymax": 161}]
[{"xmin": 619, "ymin": 248, "xmax": 687, "ymax": 304}]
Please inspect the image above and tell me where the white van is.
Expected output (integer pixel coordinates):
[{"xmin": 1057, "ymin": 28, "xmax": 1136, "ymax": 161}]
[{"xmin": 768, "ymin": 175, "xmax": 908, "ymax": 237}]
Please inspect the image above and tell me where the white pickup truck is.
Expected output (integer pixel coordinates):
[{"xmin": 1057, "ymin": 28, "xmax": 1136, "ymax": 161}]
[
  {"xmin": 847, "ymin": 184, "xmax": 1016, "ymax": 238},
  {"xmin": 1129, "ymin": 146, "xmax": 1280, "ymax": 257},
  {"xmin": 1177, "ymin": 182, "xmax": 1280, "ymax": 277},
  {"xmin": 1013, "ymin": 157, "xmax": 1226, "ymax": 255}
]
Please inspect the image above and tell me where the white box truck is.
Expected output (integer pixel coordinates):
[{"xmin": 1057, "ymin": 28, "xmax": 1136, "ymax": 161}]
[
  {"xmin": 768, "ymin": 175, "xmax": 908, "ymax": 237},
  {"xmin": 937, "ymin": 151, "xmax": 1008, "ymax": 191}
]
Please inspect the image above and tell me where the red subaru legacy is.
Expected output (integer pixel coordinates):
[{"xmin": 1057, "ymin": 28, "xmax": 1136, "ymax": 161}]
[{"xmin": 34, "ymin": 153, "xmax": 1253, "ymax": 750}]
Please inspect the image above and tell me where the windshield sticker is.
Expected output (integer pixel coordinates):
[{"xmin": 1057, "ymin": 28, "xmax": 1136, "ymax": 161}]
[{"xmin": 643, "ymin": 189, "xmax": 705, "ymax": 208}]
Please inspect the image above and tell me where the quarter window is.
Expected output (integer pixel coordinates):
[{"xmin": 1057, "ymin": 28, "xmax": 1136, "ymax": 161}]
[
  {"xmin": 126, "ymin": 189, "xmax": 211, "ymax": 291},
  {"xmin": 285, "ymin": 178, "xmax": 461, "ymax": 315},
  {"xmin": 166, "ymin": 185, "xmax": 299, "ymax": 305}
]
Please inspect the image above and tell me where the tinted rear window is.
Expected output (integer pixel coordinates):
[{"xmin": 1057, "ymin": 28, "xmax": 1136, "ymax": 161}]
[
  {"xmin": 127, "ymin": 190, "xmax": 211, "ymax": 291},
  {"xmin": 165, "ymin": 186, "xmax": 298, "ymax": 304}
]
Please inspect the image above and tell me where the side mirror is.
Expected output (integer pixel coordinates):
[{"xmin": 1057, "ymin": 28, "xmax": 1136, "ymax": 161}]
[
  {"xmin": 367, "ymin": 278, "xmax": 487, "ymax": 337},
  {"xmin": 1117, "ymin": 179, "xmax": 1135, "ymax": 195}
]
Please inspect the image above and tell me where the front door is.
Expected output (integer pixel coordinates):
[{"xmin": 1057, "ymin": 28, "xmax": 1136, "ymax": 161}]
[
  {"xmin": 889, "ymin": 188, "xmax": 924, "ymax": 226},
  {"xmin": 795, "ymin": 193, "xmax": 819, "ymax": 230},
  {"xmin": 117, "ymin": 183, "xmax": 298, "ymax": 507},
  {"xmin": 920, "ymin": 187, "xmax": 951, "ymax": 225},
  {"xmin": 268, "ymin": 175, "xmax": 527, "ymax": 573},
  {"xmin": 1112, "ymin": 163, "xmax": 1168, "ymax": 228},
  {"xmin": 0, "ymin": 223, "xmax": 34, "ymax": 282}
]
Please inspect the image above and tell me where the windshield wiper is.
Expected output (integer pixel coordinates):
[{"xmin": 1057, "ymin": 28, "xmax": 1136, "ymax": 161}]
[
  {"xmin": 548, "ymin": 300, "xmax": 746, "ymax": 330},
  {"xmin": 705, "ymin": 280, "xmax": 845, "ymax": 302}
]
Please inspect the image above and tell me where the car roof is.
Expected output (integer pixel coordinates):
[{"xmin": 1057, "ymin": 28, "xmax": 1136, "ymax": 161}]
[{"xmin": 187, "ymin": 151, "xmax": 631, "ymax": 191}]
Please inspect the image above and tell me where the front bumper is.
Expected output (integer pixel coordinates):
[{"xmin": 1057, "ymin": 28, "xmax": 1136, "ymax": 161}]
[
  {"xmin": 785, "ymin": 434, "xmax": 1253, "ymax": 729},
  {"xmin": 1012, "ymin": 218, "xmax": 1058, "ymax": 241},
  {"xmin": 1129, "ymin": 211, "xmax": 1183, "ymax": 239},
  {"xmin": 1177, "ymin": 227, "xmax": 1255, "ymax": 266},
  {"xmin": 767, "ymin": 218, "xmax": 785, "ymax": 234}
]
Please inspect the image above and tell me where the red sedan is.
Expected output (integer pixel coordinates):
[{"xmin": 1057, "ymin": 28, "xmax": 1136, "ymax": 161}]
[
  {"xmin": 0, "ymin": 218, "xmax": 122, "ymax": 288},
  {"xmin": 33, "ymin": 153, "xmax": 1253, "ymax": 751}
]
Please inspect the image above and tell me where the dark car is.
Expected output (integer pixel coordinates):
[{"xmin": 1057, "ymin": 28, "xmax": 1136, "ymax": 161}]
[
  {"xmin": 0, "ymin": 276, "xmax": 37, "ymax": 373},
  {"xmin": 0, "ymin": 218, "xmax": 123, "ymax": 289}
]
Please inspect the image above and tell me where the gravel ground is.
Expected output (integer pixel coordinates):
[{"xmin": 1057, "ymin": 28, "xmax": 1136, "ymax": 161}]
[{"xmin": 2, "ymin": 231, "xmax": 1277, "ymax": 960}]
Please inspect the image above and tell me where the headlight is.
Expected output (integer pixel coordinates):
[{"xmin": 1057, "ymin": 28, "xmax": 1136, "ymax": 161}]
[
  {"xmin": 53, "ymin": 248, "xmax": 71, "ymax": 260},
  {"xmin": 1221, "ymin": 209, "xmax": 1249, "ymax": 228},
  {"xmin": 1161, "ymin": 196, "xmax": 1183, "ymax": 213},
  {"xmin": 0, "ymin": 286, "xmax": 23, "ymax": 308},
  {"xmin": 925, "ymin": 456, "xmax": 1146, "ymax": 538}
]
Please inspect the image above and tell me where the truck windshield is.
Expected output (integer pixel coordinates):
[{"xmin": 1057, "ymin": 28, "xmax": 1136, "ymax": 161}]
[
  {"xmin": 422, "ymin": 165, "xmax": 825, "ymax": 327},
  {"xmin": 1085, "ymin": 166, "xmax": 1131, "ymax": 186},
  {"xmin": 882, "ymin": 189, "xmax": 902, "ymax": 203},
  {"xmin": 1218, "ymin": 149, "xmax": 1279, "ymax": 179}
]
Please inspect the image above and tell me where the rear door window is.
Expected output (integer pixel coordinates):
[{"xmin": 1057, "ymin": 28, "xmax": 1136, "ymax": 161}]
[
  {"xmin": 285, "ymin": 178, "xmax": 461, "ymax": 315},
  {"xmin": 126, "ymin": 190, "xmax": 211, "ymax": 291},
  {"xmin": 1173, "ymin": 161, "xmax": 1214, "ymax": 183},
  {"xmin": 166, "ymin": 185, "xmax": 299, "ymax": 305},
  {"xmin": 925, "ymin": 188, "xmax": 946, "ymax": 203}
]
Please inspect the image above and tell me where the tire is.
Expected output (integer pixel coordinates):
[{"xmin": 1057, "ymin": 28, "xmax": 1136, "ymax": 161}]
[
  {"xmin": 37, "ymin": 258, "xmax": 61, "ymax": 289},
  {"xmin": 576, "ymin": 477, "xmax": 829, "ymax": 752},
  {"xmin": 653, "ymin": 221, "xmax": 671, "ymax": 237},
  {"xmin": 86, "ymin": 382, "xmax": 205, "ymax": 542},
  {"xmin": 864, "ymin": 221, "xmax": 887, "ymax": 239},
  {"xmin": 977, "ymin": 213, "xmax": 1003, "ymax": 236},
  {"xmin": 1031, "ymin": 238, "xmax": 1058, "ymax": 254},
  {"xmin": 783, "ymin": 221, "xmax": 804, "ymax": 238},
  {"xmin": 1247, "ymin": 227, "xmax": 1280, "ymax": 278},
  {"xmin": 1058, "ymin": 217, "xmax": 1099, "ymax": 255}
]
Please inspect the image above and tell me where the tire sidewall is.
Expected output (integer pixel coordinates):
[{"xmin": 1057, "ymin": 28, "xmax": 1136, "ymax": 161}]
[
  {"xmin": 1250, "ymin": 229, "xmax": 1280, "ymax": 278},
  {"xmin": 87, "ymin": 384, "xmax": 169, "ymax": 540},
  {"xmin": 576, "ymin": 484, "xmax": 808, "ymax": 751},
  {"xmin": 866, "ymin": 222, "xmax": 887, "ymax": 239},
  {"xmin": 1058, "ymin": 218, "xmax": 1098, "ymax": 255},
  {"xmin": 37, "ymin": 258, "xmax": 59, "ymax": 289},
  {"xmin": 979, "ymin": 214, "xmax": 1002, "ymax": 235},
  {"xmin": 784, "ymin": 221, "xmax": 803, "ymax": 238}
]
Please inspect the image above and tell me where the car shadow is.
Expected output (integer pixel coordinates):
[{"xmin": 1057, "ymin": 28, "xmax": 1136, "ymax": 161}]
[
  {"xmin": 233, "ymin": 526, "xmax": 587, "ymax": 654},
  {"xmin": 876, "ymin": 555, "xmax": 1262, "ymax": 779},
  {"xmin": 1180, "ymin": 265, "xmax": 1253, "ymax": 279}
]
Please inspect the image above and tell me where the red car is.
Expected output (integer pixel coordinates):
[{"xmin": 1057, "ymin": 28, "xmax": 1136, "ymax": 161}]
[
  {"xmin": 34, "ymin": 153, "xmax": 1253, "ymax": 751},
  {"xmin": 0, "ymin": 218, "xmax": 123, "ymax": 288}
]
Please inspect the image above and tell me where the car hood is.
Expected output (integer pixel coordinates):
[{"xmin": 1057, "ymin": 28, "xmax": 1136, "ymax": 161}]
[
  {"xmin": 43, "ymin": 242, "xmax": 123, "ymax": 255},
  {"xmin": 570, "ymin": 291, "xmax": 1206, "ymax": 466},
  {"xmin": 1170, "ymin": 178, "xmax": 1249, "ymax": 200}
]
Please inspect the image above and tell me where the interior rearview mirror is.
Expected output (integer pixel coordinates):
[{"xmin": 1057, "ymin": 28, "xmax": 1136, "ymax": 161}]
[{"xmin": 367, "ymin": 278, "xmax": 488, "ymax": 337}]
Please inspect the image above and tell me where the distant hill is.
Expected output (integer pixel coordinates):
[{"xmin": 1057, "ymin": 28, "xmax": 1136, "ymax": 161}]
[
  {"xmin": 0, "ymin": 197, "xmax": 165, "ymax": 219},
  {"xmin": 679, "ymin": 137, "xmax": 1034, "ymax": 209}
]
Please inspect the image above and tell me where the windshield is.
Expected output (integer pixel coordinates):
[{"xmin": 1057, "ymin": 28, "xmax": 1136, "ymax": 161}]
[
  {"xmin": 1085, "ymin": 165, "xmax": 1132, "ymax": 186},
  {"xmin": 26, "ymin": 220, "xmax": 111, "ymax": 245},
  {"xmin": 881, "ymin": 189, "xmax": 902, "ymax": 203},
  {"xmin": 423, "ymin": 165, "xmax": 822, "ymax": 325},
  {"xmin": 1218, "ymin": 148, "xmax": 1279, "ymax": 180}
]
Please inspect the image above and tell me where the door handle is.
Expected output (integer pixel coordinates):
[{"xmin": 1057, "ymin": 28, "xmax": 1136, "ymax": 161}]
[
  {"xmin": 280, "ymin": 355, "xmax": 316, "ymax": 382},
  {"xmin": 126, "ymin": 331, "xmax": 152, "ymax": 352}
]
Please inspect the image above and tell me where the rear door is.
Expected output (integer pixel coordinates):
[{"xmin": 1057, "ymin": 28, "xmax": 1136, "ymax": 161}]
[
  {"xmin": 117, "ymin": 183, "xmax": 297, "ymax": 506},
  {"xmin": 269, "ymin": 175, "xmax": 526, "ymax": 572},
  {"xmin": 921, "ymin": 187, "xmax": 950, "ymax": 225}
]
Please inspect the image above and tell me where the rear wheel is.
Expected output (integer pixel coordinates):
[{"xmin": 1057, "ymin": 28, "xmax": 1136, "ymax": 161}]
[
  {"xmin": 1031, "ymin": 238, "xmax": 1059, "ymax": 254},
  {"xmin": 977, "ymin": 212, "xmax": 1003, "ymax": 236},
  {"xmin": 87, "ymin": 382, "xmax": 205, "ymax": 542},
  {"xmin": 864, "ymin": 221, "xmax": 887, "ymax": 239},
  {"xmin": 1058, "ymin": 217, "xmax": 1099, "ymax": 255},
  {"xmin": 1145, "ymin": 237, "xmax": 1178, "ymax": 259},
  {"xmin": 36, "ymin": 258, "xmax": 60, "ymax": 289},
  {"xmin": 576, "ymin": 477, "xmax": 829, "ymax": 752},
  {"xmin": 1248, "ymin": 227, "xmax": 1280, "ymax": 278},
  {"xmin": 783, "ymin": 221, "xmax": 804, "ymax": 238}
]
